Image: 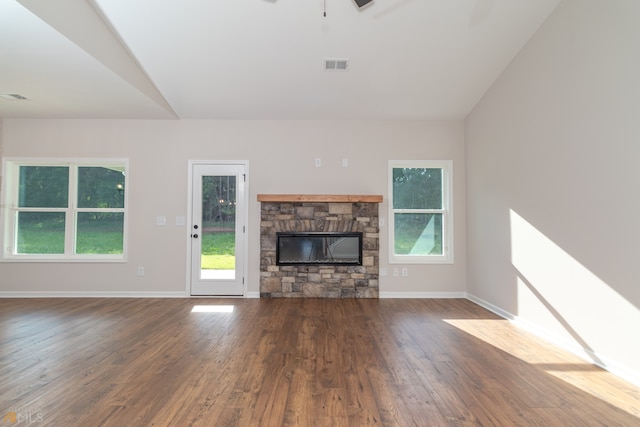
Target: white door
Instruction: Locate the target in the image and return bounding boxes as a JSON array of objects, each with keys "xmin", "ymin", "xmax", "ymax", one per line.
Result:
[{"xmin": 190, "ymin": 163, "xmax": 246, "ymax": 296}]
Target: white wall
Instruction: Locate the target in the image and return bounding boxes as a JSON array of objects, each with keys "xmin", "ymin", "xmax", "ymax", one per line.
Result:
[
  {"xmin": 466, "ymin": 0, "xmax": 640, "ymax": 382},
  {"xmin": 0, "ymin": 119, "xmax": 466, "ymax": 296}
]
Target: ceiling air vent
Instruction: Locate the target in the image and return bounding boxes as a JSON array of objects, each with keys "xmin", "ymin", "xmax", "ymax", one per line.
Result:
[
  {"xmin": 324, "ymin": 59, "xmax": 349, "ymax": 72},
  {"xmin": 0, "ymin": 94, "xmax": 28, "ymax": 100}
]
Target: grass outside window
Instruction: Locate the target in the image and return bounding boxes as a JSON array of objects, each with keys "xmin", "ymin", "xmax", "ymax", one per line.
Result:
[{"xmin": 201, "ymin": 222, "xmax": 235, "ymax": 270}]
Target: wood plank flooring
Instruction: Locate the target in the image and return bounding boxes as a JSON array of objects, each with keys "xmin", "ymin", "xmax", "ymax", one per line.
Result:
[{"xmin": 0, "ymin": 298, "xmax": 638, "ymax": 426}]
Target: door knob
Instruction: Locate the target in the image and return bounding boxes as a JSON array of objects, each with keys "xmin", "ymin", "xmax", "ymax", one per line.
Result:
[{"xmin": 192, "ymin": 234, "xmax": 199, "ymax": 239}]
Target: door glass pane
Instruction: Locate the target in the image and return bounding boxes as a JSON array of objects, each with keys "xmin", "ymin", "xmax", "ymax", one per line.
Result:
[
  {"xmin": 394, "ymin": 213, "xmax": 443, "ymax": 255},
  {"xmin": 392, "ymin": 168, "xmax": 442, "ymax": 209},
  {"xmin": 17, "ymin": 212, "xmax": 66, "ymax": 254},
  {"xmin": 201, "ymin": 175, "xmax": 236, "ymax": 279},
  {"xmin": 19, "ymin": 166, "xmax": 69, "ymax": 208},
  {"xmin": 76, "ymin": 212, "xmax": 124, "ymax": 254}
]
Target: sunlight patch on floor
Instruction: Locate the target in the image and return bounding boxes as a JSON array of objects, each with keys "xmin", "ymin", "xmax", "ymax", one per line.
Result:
[
  {"xmin": 191, "ymin": 305, "xmax": 235, "ymax": 313},
  {"xmin": 444, "ymin": 318, "xmax": 640, "ymax": 418},
  {"xmin": 443, "ymin": 318, "xmax": 572, "ymax": 364},
  {"xmin": 543, "ymin": 367, "xmax": 640, "ymax": 417}
]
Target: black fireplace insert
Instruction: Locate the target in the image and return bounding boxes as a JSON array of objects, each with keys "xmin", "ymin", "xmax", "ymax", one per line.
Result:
[{"xmin": 276, "ymin": 232, "xmax": 363, "ymax": 266}]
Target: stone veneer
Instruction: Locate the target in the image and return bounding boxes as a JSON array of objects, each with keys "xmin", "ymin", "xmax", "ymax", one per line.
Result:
[{"xmin": 259, "ymin": 199, "xmax": 380, "ymax": 298}]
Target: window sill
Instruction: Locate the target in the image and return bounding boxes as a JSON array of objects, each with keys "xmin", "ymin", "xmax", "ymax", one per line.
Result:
[
  {"xmin": 1, "ymin": 256, "xmax": 127, "ymax": 263},
  {"xmin": 389, "ymin": 255, "xmax": 454, "ymax": 265}
]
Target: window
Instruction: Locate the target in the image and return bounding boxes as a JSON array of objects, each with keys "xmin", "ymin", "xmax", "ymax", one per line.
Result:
[
  {"xmin": 389, "ymin": 160, "xmax": 453, "ymax": 264},
  {"xmin": 1, "ymin": 159, "xmax": 128, "ymax": 261}
]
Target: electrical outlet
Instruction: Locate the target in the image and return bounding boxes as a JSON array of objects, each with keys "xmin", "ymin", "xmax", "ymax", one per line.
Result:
[
  {"xmin": 342, "ymin": 158, "xmax": 349, "ymax": 167},
  {"xmin": 380, "ymin": 267, "xmax": 387, "ymax": 276},
  {"xmin": 315, "ymin": 158, "xmax": 322, "ymax": 167},
  {"xmin": 393, "ymin": 268, "xmax": 399, "ymax": 277},
  {"xmin": 402, "ymin": 268, "xmax": 408, "ymax": 277},
  {"xmin": 137, "ymin": 267, "xmax": 145, "ymax": 276}
]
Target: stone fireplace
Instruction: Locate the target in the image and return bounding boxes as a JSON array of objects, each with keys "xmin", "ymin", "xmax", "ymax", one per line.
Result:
[{"xmin": 258, "ymin": 194, "xmax": 382, "ymax": 298}]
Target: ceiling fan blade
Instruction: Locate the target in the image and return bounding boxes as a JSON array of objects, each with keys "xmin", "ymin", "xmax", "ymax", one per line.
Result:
[{"xmin": 354, "ymin": 0, "xmax": 373, "ymax": 8}]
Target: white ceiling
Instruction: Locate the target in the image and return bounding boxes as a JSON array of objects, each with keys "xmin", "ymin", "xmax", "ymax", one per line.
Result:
[{"xmin": 0, "ymin": 0, "xmax": 561, "ymax": 120}]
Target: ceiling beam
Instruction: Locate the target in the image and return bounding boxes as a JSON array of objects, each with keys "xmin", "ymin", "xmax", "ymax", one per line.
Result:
[{"xmin": 17, "ymin": 0, "xmax": 178, "ymax": 118}]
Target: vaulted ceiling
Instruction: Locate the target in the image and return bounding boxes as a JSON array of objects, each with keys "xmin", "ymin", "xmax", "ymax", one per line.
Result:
[{"xmin": 0, "ymin": 0, "xmax": 561, "ymax": 120}]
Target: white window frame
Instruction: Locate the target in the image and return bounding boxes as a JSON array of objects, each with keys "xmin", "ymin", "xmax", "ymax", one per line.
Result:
[
  {"xmin": 1, "ymin": 158, "xmax": 129, "ymax": 262},
  {"xmin": 388, "ymin": 160, "xmax": 453, "ymax": 264}
]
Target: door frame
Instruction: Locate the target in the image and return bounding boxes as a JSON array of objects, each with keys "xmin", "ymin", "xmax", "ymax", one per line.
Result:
[{"xmin": 186, "ymin": 160, "xmax": 249, "ymax": 296}]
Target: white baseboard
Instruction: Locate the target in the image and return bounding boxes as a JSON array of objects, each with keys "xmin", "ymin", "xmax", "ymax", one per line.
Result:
[
  {"xmin": 380, "ymin": 291, "xmax": 467, "ymax": 299},
  {"xmin": 466, "ymin": 293, "xmax": 515, "ymax": 320},
  {"xmin": 0, "ymin": 291, "xmax": 263, "ymax": 299},
  {"xmin": 0, "ymin": 291, "xmax": 188, "ymax": 298},
  {"xmin": 467, "ymin": 293, "xmax": 640, "ymax": 388}
]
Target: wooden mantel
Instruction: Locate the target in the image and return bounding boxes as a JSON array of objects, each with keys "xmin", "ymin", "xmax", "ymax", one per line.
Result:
[{"xmin": 257, "ymin": 194, "xmax": 383, "ymax": 203}]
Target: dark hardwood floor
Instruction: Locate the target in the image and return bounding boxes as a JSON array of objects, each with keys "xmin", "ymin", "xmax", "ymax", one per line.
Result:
[{"xmin": 0, "ymin": 298, "xmax": 638, "ymax": 426}]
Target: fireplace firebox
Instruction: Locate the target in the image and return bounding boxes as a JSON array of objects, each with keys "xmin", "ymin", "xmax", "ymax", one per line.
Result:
[{"xmin": 276, "ymin": 232, "xmax": 363, "ymax": 266}]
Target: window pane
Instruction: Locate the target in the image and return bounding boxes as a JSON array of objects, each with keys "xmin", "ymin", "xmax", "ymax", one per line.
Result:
[
  {"xmin": 77, "ymin": 167, "xmax": 125, "ymax": 209},
  {"xmin": 18, "ymin": 166, "xmax": 69, "ymax": 208},
  {"xmin": 394, "ymin": 213, "xmax": 443, "ymax": 255},
  {"xmin": 76, "ymin": 213, "xmax": 124, "ymax": 254},
  {"xmin": 17, "ymin": 212, "xmax": 66, "ymax": 254},
  {"xmin": 392, "ymin": 168, "xmax": 442, "ymax": 209}
]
